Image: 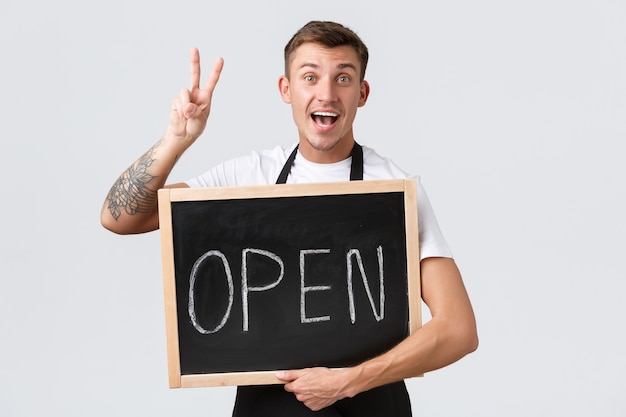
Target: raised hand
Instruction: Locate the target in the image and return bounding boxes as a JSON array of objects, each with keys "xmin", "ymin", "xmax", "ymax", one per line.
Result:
[
  {"xmin": 169, "ymin": 47, "xmax": 224, "ymax": 145},
  {"xmin": 101, "ymin": 48, "xmax": 223, "ymax": 234}
]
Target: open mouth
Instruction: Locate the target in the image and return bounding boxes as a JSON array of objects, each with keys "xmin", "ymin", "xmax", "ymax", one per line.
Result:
[{"xmin": 312, "ymin": 111, "xmax": 338, "ymax": 126}]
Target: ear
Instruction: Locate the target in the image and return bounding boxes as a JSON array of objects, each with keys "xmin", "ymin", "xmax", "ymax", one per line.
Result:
[
  {"xmin": 358, "ymin": 80, "xmax": 370, "ymax": 107},
  {"xmin": 278, "ymin": 75, "xmax": 291, "ymax": 104}
]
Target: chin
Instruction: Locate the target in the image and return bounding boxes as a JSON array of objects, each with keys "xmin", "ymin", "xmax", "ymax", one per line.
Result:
[{"xmin": 305, "ymin": 136, "xmax": 342, "ymax": 152}]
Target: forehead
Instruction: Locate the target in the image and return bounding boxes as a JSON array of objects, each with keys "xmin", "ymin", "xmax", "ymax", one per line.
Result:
[{"xmin": 289, "ymin": 42, "xmax": 361, "ymax": 74}]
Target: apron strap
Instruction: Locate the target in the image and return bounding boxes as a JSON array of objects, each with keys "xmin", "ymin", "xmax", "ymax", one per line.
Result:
[
  {"xmin": 349, "ymin": 142, "xmax": 363, "ymax": 181},
  {"xmin": 275, "ymin": 142, "xmax": 363, "ymax": 184}
]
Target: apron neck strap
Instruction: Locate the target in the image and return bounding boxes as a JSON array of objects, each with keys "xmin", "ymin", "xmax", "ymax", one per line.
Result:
[{"xmin": 275, "ymin": 142, "xmax": 363, "ymax": 184}]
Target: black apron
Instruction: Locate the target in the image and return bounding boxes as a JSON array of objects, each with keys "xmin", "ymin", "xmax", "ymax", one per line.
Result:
[
  {"xmin": 275, "ymin": 142, "xmax": 364, "ymax": 184},
  {"xmin": 232, "ymin": 142, "xmax": 412, "ymax": 417}
]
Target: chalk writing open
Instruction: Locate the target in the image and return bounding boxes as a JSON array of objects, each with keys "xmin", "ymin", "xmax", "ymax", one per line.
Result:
[{"xmin": 188, "ymin": 246, "xmax": 385, "ymax": 334}]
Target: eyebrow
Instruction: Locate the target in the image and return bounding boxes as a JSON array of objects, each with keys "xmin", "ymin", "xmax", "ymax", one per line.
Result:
[{"xmin": 298, "ymin": 62, "xmax": 358, "ymax": 72}]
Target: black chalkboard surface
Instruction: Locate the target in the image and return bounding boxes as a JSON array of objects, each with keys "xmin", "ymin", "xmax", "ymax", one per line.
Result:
[{"xmin": 158, "ymin": 180, "xmax": 420, "ymax": 388}]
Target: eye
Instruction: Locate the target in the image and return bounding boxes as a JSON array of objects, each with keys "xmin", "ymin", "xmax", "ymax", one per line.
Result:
[
  {"xmin": 337, "ymin": 75, "xmax": 351, "ymax": 83},
  {"xmin": 304, "ymin": 75, "xmax": 316, "ymax": 82}
]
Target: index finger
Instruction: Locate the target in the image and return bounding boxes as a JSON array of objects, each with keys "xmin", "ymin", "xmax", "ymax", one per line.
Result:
[{"xmin": 202, "ymin": 56, "xmax": 224, "ymax": 94}]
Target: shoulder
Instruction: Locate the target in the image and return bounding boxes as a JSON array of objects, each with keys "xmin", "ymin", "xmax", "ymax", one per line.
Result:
[
  {"xmin": 186, "ymin": 144, "xmax": 296, "ymax": 187},
  {"xmin": 361, "ymin": 145, "xmax": 418, "ymax": 181},
  {"xmin": 223, "ymin": 144, "xmax": 294, "ymax": 166}
]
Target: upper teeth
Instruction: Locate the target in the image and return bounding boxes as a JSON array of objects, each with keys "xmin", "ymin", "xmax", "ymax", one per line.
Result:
[{"xmin": 313, "ymin": 112, "xmax": 338, "ymax": 117}]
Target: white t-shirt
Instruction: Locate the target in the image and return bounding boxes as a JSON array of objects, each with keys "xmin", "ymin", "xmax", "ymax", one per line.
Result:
[{"xmin": 185, "ymin": 144, "xmax": 453, "ymax": 260}]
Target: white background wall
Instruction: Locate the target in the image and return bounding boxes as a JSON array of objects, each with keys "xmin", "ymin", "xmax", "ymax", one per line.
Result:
[{"xmin": 1, "ymin": 0, "xmax": 624, "ymax": 415}]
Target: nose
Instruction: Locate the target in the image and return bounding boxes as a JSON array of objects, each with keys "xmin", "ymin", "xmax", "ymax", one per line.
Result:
[{"xmin": 315, "ymin": 77, "xmax": 338, "ymax": 103}]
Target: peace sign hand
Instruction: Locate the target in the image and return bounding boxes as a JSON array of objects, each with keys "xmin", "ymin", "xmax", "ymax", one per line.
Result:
[{"xmin": 168, "ymin": 48, "xmax": 224, "ymax": 146}]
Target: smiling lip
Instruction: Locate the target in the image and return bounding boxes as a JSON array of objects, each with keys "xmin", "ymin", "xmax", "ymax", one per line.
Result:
[
  {"xmin": 311, "ymin": 111, "xmax": 339, "ymax": 128},
  {"xmin": 312, "ymin": 111, "xmax": 338, "ymax": 117}
]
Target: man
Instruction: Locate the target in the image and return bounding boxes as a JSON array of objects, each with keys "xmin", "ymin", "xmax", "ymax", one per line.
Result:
[{"xmin": 101, "ymin": 21, "xmax": 478, "ymax": 416}]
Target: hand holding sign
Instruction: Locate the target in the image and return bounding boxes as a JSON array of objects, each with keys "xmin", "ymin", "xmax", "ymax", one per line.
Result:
[{"xmin": 277, "ymin": 368, "xmax": 353, "ymax": 411}]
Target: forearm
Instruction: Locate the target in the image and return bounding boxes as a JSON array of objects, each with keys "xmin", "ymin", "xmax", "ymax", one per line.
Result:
[
  {"xmin": 100, "ymin": 131, "xmax": 188, "ymax": 234},
  {"xmin": 278, "ymin": 313, "xmax": 477, "ymax": 410},
  {"xmin": 344, "ymin": 314, "xmax": 478, "ymax": 397},
  {"xmin": 341, "ymin": 257, "xmax": 478, "ymax": 398}
]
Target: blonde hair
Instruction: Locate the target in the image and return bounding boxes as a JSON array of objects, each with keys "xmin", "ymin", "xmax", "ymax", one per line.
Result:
[{"xmin": 283, "ymin": 21, "xmax": 369, "ymax": 81}]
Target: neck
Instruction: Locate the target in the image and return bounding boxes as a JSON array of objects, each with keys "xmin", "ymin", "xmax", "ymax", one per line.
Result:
[{"xmin": 298, "ymin": 137, "xmax": 355, "ymax": 164}]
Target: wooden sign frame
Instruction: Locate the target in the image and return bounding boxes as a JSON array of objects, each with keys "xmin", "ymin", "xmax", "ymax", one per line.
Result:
[{"xmin": 158, "ymin": 179, "xmax": 420, "ymax": 388}]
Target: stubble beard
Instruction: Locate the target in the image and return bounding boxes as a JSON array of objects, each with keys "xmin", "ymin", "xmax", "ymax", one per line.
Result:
[{"xmin": 303, "ymin": 133, "xmax": 344, "ymax": 153}]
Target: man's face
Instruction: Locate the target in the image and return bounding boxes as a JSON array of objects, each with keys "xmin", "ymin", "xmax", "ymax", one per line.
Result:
[{"xmin": 279, "ymin": 42, "xmax": 370, "ymax": 163}]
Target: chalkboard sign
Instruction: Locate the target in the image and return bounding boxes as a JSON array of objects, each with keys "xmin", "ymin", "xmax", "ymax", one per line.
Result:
[{"xmin": 158, "ymin": 179, "xmax": 420, "ymax": 388}]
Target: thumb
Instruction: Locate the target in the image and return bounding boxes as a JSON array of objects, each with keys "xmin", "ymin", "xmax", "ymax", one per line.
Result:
[
  {"xmin": 276, "ymin": 369, "xmax": 300, "ymax": 382},
  {"xmin": 183, "ymin": 103, "xmax": 198, "ymax": 119}
]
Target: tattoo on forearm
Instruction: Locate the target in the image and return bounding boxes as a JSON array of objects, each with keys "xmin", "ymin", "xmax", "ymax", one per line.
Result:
[{"xmin": 105, "ymin": 146, "xmax": 159, "ymax": 221}]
